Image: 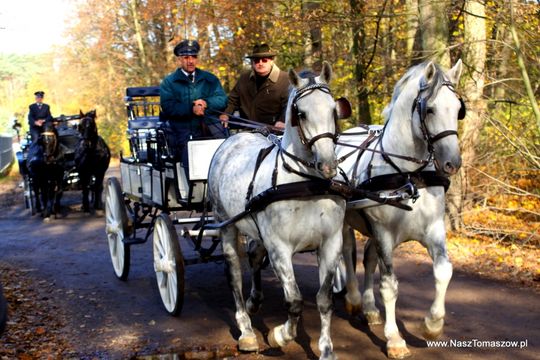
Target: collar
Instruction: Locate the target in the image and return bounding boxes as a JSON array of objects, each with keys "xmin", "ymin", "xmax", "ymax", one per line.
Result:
[
  {"xmin": 181, "ymin": 69, "xmax": 195, "ymax": 80},
  {"xmin": 250, "ymin": 64, "xmax": 281, "ymax": 83}
]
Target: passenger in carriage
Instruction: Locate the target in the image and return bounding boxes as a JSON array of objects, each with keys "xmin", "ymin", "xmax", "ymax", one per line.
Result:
[
  {"xmin": 218, "ymin": 43, "xmax": 289, "ymax": 130},
  {"xmin": 27, "ymin": 91, "xmax": 53, "ymax": 142},
  {"xmin": 160, "ymin": 39, "xmax": 228, "ymax": 163}
]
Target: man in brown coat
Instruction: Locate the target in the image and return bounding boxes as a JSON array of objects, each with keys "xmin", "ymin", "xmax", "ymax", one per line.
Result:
[{"xmin": 219, "ymin": 43, "xmax": 290, "ymax": 129}]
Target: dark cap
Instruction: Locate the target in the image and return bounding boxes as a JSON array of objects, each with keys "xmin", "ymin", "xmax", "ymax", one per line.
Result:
[
  {"xmin": 174, "ymin": 40, "xmax": 200, "ymax": 56},
  {"xmin": 34, "ymin": 91, "xmax": 45, "ymax": 98},
  {"xmin": 246, "ymin": 43, "xmax": 276, "ymax": 59}
]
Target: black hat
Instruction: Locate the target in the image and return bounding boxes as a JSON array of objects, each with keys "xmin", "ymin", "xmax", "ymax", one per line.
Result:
[
  {"xmin": 246, "ymin": 43, "xmax": 276, "ymax": 59},
  {"xmin": 34, "ymin": 91, "xmax": 45, "ymax": 98},
  {"xmin": 174, "ymin": 40, "xmax": 200, "ymax": 56}
]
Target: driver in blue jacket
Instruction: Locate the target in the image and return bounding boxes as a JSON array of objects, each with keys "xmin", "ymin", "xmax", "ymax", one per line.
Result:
[{"xmin": 160, "ymin": 39, "xmax": 227, "ymax": 161}]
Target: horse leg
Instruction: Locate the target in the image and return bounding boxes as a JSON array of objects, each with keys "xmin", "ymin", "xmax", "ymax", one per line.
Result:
[
  {"xmin": 362, "ymin": 238, "xmax": 383, "ymax": 325},
  {"xmin": 376, "ymin": 238, "xmax": 410, "ymax": 359},
  {"xmin": 421, "ymin": 228, "xmax": 453, "ymax": 340},
  {"xmin": 81, "ymin": 175, "xmax": 90, "ymax": 212},
  {"xmin": 94, "ymin": 171, "xmax": 106, "ymax": 210},
  {"xmin": 42, "ymin": 180, "xmax": 52, "ymax": 220},
  {"xmin": 33, "ymin": 178, "xmax": 42, "ymax": 213},
  {"xmin": 222, "ymin": 225, "xmax": 259, "ymax": 352},
  {"xmin": 342, "ymin": 224, "xmax": 361, "ymax": 315},
  {"xmin": 315, "ymin": 232, "xmax": 343, "ymax": 360},
  {"xmin": 246, "ymin": 238, "xmax": 266, "ymax": 315},
  {"xmin": 267, "ymin": 247, "xmax": 302, "ymax": 349},
  {"xmin": 54, "ymin": 182, "xmax": 63, "ymax": 218}
]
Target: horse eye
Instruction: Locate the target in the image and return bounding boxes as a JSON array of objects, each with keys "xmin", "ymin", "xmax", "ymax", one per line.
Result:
[{"xmin": 427, "ymin": 108, "xmax": 434, "ymax": 115}]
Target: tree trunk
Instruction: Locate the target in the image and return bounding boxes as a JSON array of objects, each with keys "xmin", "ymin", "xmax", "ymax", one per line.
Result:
[
  {"xmin": 418, "ymin": 0, "xmax": 450, "ymax": 66},
  {"xmin": 509, "ymin": 0, "xmax": 540, "ymax": 131},
  {"xmin": 350, "ymin": 0, "xmax": 372, "ymax": 125},
  {"xmin": 129, "ymin": 0, "xmax": 151, "ymax": 85},
  {"xmin": 406, "ymin": 0, "xmax": 419, "ymax": 59},
  {"xmin": 302, "ymin": 0, "xmax": 323, "ymax": 71},
  {"xmin": 446, "ymin": 0, "xmax": 487, "ymax": 230}
]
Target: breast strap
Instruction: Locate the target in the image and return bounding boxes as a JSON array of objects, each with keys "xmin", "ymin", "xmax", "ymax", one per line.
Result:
[{"xmin": 359, "ymin": 171, "xmax": 450, "ymax": 193}]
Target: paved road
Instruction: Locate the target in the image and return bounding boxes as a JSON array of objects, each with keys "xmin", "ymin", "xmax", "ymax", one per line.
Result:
[{"xmin": 0, "ymin": 173, "xmax": 538, "ymax": 359}]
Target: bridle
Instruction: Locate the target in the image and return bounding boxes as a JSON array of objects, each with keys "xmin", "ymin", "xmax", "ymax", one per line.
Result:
[
  {"xmin": 41, "ymin": 130, "xmax": 58, "ymax": 164},
  {"xmin": 290, "ymin": 78, "xmax": 338, "ymax": 150},
  {"xmin": 411, "ymin": 79, "xmax": 466, "ymax": 154},
  {"xmin": 337, "ymin": 76, "xmax": 466, "ymax": 180}
]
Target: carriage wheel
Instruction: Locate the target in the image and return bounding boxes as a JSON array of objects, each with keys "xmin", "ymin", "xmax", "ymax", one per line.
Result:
[
  {"xmin": 105, "ymin": 177, "xmax": 131, "ymax": 280},
  {"xmin": 333, "ymin": 227, "xmax": 357, "ymax": 294},
  {"xmin": 153, "ymin": 213, "xmax": 185, "ymax": 316}
]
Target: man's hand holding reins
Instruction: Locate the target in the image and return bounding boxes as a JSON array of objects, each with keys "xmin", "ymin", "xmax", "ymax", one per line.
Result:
[{"xmin": 192, "ymin": 99, "xmax": 207, "ymax": 116}]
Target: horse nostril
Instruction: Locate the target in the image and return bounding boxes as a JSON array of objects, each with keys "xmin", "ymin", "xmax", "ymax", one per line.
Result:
[
  {"xmin": 317, "ymin": 162, "xmax": 337, "ymax": 179},
  {"xmin": 444, "ymin": 161, "xmax": 459, "ymax": 175}
]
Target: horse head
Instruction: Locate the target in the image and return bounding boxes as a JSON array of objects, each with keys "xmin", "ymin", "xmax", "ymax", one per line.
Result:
[
  {"xmin": 388, "ymin": 60, "xmax": 464, "ymax": 176},
  {"xmin": 78, "ymin": 110, "xmax": 98, "ymax": 145},
  {"xmin": 40, "ymin": 122, "xmax": 59, "ymax": 164},
  {"xmin": 287, "ymin": 62, "xmax": 338, "ymax": 179}
]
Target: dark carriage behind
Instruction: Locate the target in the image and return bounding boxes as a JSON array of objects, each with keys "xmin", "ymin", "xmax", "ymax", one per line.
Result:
[
  {"xmin": 105, "ymin": 86, "xmax": 225, "ymax": 315},
  {"xmin": 16, "ymin": 114, "xmax": 84, "ymax": 215}
]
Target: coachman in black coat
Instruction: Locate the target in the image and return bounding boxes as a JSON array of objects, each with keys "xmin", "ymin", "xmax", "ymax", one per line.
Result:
[{"xmin": 28, "ymin": 91, "xmax": 53, "ymax": 142}]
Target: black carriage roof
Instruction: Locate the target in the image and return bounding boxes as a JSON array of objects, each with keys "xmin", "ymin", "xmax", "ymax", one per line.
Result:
[
  {"xmin": 126, "ymin": 86, "xmax": 160, "ymax": 98},
  {"xmin": 53, "ymin": 114, "xmax": 82, "ymax": 122}
]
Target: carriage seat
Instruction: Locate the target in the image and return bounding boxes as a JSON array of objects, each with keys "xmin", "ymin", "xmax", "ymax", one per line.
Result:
[{"xmin": 128, "ymin": 116, "xmax": 160, "ymax": 130}]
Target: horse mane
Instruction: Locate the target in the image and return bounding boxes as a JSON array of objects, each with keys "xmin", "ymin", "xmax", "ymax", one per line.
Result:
[{"xmin": 382, "ymin": 61, "xmax": 447, "ymax": 123}]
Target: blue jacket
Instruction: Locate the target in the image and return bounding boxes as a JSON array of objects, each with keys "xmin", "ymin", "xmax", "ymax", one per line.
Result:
[{"xmin": 160, "ymin": 68, "xmax": 227, "ymax": 133}]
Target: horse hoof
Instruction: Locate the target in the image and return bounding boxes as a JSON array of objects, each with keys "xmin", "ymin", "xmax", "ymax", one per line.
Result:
[
  {"xmin": 319, "ymin": 347, "xmax": 338, "ymax": 360},
  {"xmin": 387, "ymin": 341, "xmax": 411, "ymax": 359},
  {"xmin": 421, "ymin": 318, "xmax": 444, "ymax": 340},
  {"xmin": 268, "ymin": 325, "xmax": 288, "ymax": 348},
  {"xmin": 345, "ymin": 298, "xmax": 362, "ymax": 316},
  {"xmin": 95, "ymin": 209, "xmax": 105, "ymax": 217},
  {"xmin": 246, "ymin": 297, "xmax": 261, "ymax": 315},
  {"xmin": 238, "ymin": 334, "xmax": 259, "ymax": 352},
  {"xmin": 43, "ymin": 217, "xmax": 51, "ymax": 223},
  {"xmin": 365, "ymin": 311, "xmax": 383, "ymax": 325}
]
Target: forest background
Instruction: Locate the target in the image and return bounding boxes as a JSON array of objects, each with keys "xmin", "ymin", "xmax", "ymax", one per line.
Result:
[{"xmin": 0, "ymin": 0, "xmax": 538, "ymax": 285}]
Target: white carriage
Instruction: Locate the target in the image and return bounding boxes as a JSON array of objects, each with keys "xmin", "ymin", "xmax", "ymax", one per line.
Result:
[{"xmin": 105, "ymin": 86, "xmax": 224, "ymax": 315}]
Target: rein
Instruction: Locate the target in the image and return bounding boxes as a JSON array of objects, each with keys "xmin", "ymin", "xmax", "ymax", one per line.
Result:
[{"xmin": 208, "ymin": 109, "xmax": 284, "ymax": 133}]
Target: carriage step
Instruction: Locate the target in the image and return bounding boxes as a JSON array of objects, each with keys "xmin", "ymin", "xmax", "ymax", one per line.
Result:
[{"xmin": 123, "ymin": 237, "xmax": 147, "ymax": 245}]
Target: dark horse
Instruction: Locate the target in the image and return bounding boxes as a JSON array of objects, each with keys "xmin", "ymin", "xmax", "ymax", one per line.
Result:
[
  {"xmin": 75, "ymin": 110, "xmax": 111, "ymax": 213},
  {"xmin": 26, "ymin": 122, "xmax": 65, "ymax": 220}
]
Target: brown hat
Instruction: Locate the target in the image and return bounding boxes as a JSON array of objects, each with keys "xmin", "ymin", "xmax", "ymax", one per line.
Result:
[{"xmin": 246, "ymin": 43, "xmax": 276, "ymax": 59}]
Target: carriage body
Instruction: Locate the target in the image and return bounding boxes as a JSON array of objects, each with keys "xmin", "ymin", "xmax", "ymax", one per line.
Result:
[
  {"xmin": 106, "ymin": 86, "xmax": 224, "ymax": 316},
  {"xmin": 119, "ymin": 86, "xmax": 224, "ymax": 211},
  {"xmin": 17, "ymin": 114, "xmax": 84, "ymax": 213}
]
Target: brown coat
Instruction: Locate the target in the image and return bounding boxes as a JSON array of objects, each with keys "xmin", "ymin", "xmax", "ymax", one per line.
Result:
[{"xmin": 225, "ymin": 64, "xmax": 290, "ymax": 125}]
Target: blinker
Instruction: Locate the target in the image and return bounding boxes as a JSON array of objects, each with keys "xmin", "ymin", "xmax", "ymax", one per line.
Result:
[
  {"xmin": 458, "ymin": 97, "xmax": 466, "ymax": 120},
  {"xmin": 335, "ymin": 97, "xmax": 352, "ymax": 120}
]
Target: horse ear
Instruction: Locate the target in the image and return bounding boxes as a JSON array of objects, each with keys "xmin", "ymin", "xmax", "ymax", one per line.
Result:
[
  {"xmin": 423, "ymin": 61, "xmax": 437, "ymax": 85},
  {"xmin": 319, "ymin": 61, "xmax": 332, "ymax": 83},
  {"xmin": 289, "ymin": 69, "xmax": 301, "ymax": 88},
  {"xmin": 79, "ymin": 110, "xmax": 84, "ymax": 116},
  {"xmin": 447, "ymin": 59, "xmax": 463, "ymax": 87}
]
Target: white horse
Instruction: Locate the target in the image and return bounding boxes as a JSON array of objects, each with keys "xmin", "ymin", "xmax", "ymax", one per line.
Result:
[
  {"xmin": 208, "ymin": 62, "xmax": 346, "ymax": 360},
  {"xmin": 337, "ymin": 60, "xmax": 464, "ymax": 359}
]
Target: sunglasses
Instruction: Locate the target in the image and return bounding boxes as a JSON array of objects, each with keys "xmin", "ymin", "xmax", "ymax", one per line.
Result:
[{"xmin": 252, "ymin": 57, "xmax": 272, "ymax": 64}]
